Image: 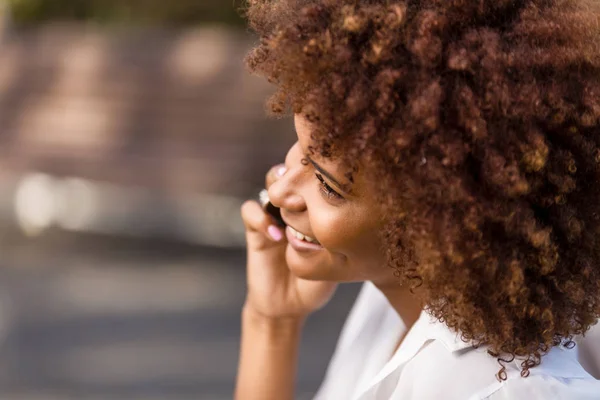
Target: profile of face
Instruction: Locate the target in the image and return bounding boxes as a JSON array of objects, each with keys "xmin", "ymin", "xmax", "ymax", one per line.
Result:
[{"xmin": 268, "ymin": 114, "xmax": 395, "ymax": 286}]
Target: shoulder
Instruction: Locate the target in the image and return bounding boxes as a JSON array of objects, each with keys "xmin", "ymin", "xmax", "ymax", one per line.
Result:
[
  {"xmin": 395, "ymin": 330, "xmax": 597, "ymax": 400},
  {"xmin": 472, "ymin": 346, "xmax": 599, "ymax": 400}
]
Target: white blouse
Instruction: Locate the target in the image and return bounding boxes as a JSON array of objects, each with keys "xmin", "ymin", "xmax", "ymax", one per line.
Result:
[{"xmin": 314, "ymin": 282, "xmax": 600, "ymax": 400}]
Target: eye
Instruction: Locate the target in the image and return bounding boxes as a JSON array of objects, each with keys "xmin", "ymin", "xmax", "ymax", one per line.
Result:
[{"xmin": 316, "ymin": 173, "xmax": 344, "ymax": 200}]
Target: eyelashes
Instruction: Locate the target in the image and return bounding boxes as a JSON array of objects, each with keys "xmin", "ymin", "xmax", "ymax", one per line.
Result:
[
  {"xmin": 316, "ymin": 173, "xmax": 343, "ymax": 200},
  {"xmin": 302, "ymin": 156, "xmax": 344, "ymax": 200}
]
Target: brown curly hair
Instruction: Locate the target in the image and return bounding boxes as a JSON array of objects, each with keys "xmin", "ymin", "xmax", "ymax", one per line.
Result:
[{"xmin": 242, "ymin": 0, "xmax": 600, "ymax": 379}]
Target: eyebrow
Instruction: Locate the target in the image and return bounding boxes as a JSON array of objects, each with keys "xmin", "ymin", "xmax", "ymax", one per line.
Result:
[{"xmin": 306, "ymin": 156, "xmax": 353, "ymax": 195}]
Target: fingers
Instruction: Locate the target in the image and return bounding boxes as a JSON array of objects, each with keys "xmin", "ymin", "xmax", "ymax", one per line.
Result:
[
  {"xmin": 265, "ymin": 163, "xmax": 287, "ymax": 190},
  {"xmin": 241, "ymin": 200, "xmax": 268, "ymax": 233},
  {"xmin": 240, "ymin": 200, "xmax": 284, "ymax": 242},
  {"xmin": 241, "ymin": 163, "xmax": 287, "ymax": 244}
]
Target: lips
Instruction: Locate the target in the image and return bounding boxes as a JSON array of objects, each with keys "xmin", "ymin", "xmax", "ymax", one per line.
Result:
[
  {"xmin": 285, "ymin": 226, "xmax": 323, "ymax": 252},
  {"xmin": 280, "ymin": 215, "xmax": 322, "ymax": 250},
  {"xmin": 287, "ymin": 225, "xmax": 320, "ymax": 244},
  {"xmin": 281, "ymin": 216, "xmax": 320, "ymax": 244}
]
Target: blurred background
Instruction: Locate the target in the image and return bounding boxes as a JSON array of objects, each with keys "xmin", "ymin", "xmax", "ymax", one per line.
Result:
[{"xmin": 0, "ymin": 1, "xmax": 361, "ymax": 399}]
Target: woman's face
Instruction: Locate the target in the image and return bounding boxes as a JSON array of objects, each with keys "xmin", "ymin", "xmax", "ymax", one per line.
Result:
[{"xmin": 268, "ymin": 114, "xmax": 395, "ymax": 285}]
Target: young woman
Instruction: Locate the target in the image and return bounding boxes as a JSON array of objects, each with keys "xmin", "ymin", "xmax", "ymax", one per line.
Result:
[{"xmin": 235, "ymin": 0, "xmax": 600, "ymax": 399}]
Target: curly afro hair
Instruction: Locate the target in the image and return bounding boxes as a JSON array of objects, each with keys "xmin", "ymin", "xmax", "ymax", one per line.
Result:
[{"xmin": 243, "ymin": 0, "xmax": 600, "ymax": 379}]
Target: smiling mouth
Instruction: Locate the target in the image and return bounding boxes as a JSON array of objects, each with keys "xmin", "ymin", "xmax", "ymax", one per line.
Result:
[{"xmin": 288, "ymin": 225, "xmax": 320, "ymax": 245}]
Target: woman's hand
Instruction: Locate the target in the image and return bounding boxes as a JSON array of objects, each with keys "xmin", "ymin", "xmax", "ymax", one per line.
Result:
[{"xmin": 240, "ymin": 164, "xmax": 337, "ymax": 320}]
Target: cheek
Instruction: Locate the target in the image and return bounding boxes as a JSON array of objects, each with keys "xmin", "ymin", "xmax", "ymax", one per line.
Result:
[
  {"xmin": 309, "ymin": 207, "xmax": 350, "ymax": 251},
  {"xmin": 311, "ymin": 207, "xmax": 383, "ymax": 262}
]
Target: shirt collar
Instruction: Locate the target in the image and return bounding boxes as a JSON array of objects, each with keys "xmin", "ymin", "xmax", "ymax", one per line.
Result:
[
  {"xmin": 413, "ymin": 309, "xmax": 477, "ymax": 353},
  {"xmin": 412, "ymin": 310, "xmax": 593, "ymax": 379}
]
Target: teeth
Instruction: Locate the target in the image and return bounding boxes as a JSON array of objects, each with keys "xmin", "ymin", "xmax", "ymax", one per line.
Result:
[
  {"xmin": 289, "ymin": 226, "xmax": 319, "ymax": 244},
  {"xmin": 305, "ymin": 236, "xmax": 319, "ymax": 244}
]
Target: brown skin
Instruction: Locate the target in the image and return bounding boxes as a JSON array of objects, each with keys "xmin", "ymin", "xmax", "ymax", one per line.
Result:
[
  {"xmin": 242, "ymin": 112, "xmax": 422, "ymax": 323},
  {"xmin": 275, "ymin": 113, "xmax": 423, "ymax": 326},
  {"xmin": 242, "ymin": 0, "xmax": 600, "ymax": 380},
  {"xmin": 236, "ymin": 115, "xmax": 420, "ymax": 400},
  {"xmin": 272, "ymin": 114, "xmax": 390, "ymax": 284}
]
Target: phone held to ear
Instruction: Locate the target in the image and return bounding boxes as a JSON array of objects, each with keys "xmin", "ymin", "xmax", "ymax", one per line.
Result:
[{"xmin": 259, "ymin": 189, "xmax": 286, "ymax": 228}]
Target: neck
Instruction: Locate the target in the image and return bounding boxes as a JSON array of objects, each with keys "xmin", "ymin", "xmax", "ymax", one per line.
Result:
[{"xmin": 373, "ymin": 281, "xmax": 423, "ymax": 329}]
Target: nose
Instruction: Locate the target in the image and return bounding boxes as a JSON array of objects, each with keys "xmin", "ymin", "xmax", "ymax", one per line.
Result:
[{"xmin": 267, "ymin": 165, "xmax": 306, "ymax": 213}]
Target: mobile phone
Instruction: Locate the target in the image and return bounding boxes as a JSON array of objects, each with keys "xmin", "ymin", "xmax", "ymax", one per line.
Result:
[{"xmin": 259, "ymin": 189, "xmax": 286, "ymax": 227}]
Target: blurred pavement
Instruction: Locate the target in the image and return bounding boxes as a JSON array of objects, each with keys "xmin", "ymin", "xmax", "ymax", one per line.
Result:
[{"xmin": 0, "ymin": 228, "xmax": 360, "ymax": 399}]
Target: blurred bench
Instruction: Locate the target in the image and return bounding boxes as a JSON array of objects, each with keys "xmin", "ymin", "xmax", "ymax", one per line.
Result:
[{"xmin": 0, "ymin": 24, "xmax": 293, "ymax": 198}]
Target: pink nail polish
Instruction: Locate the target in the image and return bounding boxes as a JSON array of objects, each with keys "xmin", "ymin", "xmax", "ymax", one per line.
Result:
[
  {"xmin": 276, "ymin": 166, "xmax": 287, "ymax": 177},
  {"xmin": 268, "ymin": 225, "xmax": 283, "ymax": 241}
]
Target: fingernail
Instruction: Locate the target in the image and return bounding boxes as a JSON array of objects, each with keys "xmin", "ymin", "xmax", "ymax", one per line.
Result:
[
  {"xmin": 268, "ymin": 225, "xmax": 283, "ymax": 241},
  {"xmin": 276, "ymin": 165, "xmax": 287, "ymax": 177}
]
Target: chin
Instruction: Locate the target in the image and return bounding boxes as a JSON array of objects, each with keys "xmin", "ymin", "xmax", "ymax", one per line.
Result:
[{"xmin": 285, "ymin": 246, "xmax": 342, "ymax": 281}]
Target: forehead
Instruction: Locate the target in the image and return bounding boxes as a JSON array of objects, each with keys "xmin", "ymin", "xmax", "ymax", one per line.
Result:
[
  {"xmin": 294, "ymin": 114, "xmax": 314, "ymax": 148},
  {"xmin": 293, "ymin": 114, "xmax": 370, "ymax": 191}
]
